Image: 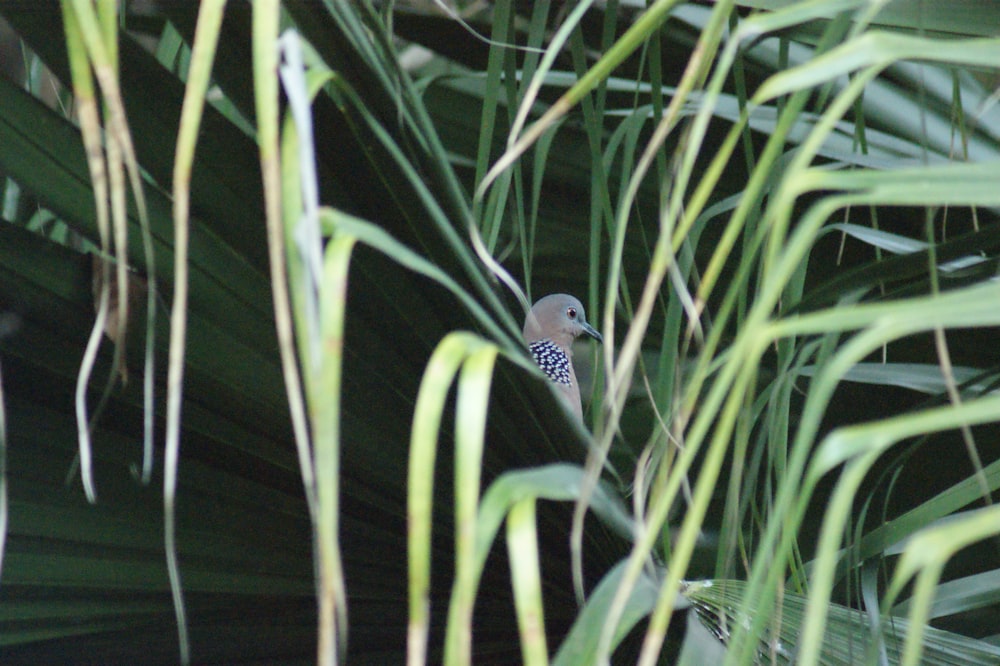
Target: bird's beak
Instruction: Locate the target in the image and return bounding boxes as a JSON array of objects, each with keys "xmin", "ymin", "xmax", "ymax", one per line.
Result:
[{"xmin": 581, "ymin": 322, "xmax": 602, "ymax": 344}]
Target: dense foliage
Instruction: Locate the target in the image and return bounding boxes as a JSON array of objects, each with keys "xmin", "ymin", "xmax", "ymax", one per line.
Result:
[{"xmin": 2, "ymin": 1, "xmax": 1000, "ymax": 664}]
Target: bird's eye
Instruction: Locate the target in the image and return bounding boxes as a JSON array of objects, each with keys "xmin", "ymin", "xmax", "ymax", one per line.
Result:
[{"xmin": 566, "ymin": 307, "xmax": 577, "ymax": 319}]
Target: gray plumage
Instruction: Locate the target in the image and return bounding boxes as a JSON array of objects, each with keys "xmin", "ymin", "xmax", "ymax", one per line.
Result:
[{"xmin": 523, "ymin": 294, "xmax": 602, "ymax": 419}]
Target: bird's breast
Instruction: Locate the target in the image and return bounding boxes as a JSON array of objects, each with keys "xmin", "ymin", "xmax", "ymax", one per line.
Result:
[{"xmin": 528, "ymin": 339, "xmax": 573, "ymax": 386}]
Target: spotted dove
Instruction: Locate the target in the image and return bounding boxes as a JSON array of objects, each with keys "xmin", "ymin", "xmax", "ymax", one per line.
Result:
[{"xmin": 522, "ymin": 294, "xmax": 602, "ymax": 419}]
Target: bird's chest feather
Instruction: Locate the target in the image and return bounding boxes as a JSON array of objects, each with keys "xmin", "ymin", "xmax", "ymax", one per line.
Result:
[{"xmin": 528, "ymin": 339, "xmax": 573, "ymax": 386}]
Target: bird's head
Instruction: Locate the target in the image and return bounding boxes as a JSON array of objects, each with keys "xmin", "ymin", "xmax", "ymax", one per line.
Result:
[{"xmin": 522, "ymin": 293, "xmax": 602, "ymax": 351}]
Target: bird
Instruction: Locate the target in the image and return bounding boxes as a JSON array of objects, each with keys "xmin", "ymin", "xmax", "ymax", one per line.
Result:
[{"xmin": 522, "ymin": 293, "xmax": 602, "ymax": 419}]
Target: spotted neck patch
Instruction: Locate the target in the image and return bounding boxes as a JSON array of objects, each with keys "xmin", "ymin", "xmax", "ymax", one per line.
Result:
[{"xmin": 528, "ymin": 339, "xmax": 572, "ymax": 386}]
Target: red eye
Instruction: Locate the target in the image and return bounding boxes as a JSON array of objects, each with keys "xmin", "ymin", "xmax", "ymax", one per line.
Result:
[{"xmin": 567, "ymin": 307, "xmax": 577, "ymax": 319}]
